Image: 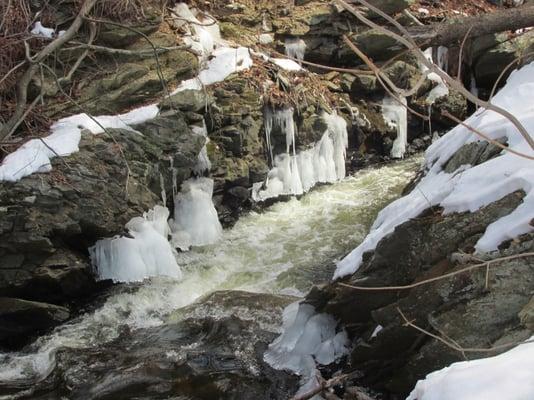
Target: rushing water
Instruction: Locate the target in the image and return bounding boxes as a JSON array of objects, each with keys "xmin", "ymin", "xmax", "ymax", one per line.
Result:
[{"xmin": 0, "ymin": 157, "xmax": 421, "ymax": 399}]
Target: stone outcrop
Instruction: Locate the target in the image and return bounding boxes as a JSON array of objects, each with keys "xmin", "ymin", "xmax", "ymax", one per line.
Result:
[{"xmin": 0, "ymin": 110, "xmax": 204, "ymax": 347}]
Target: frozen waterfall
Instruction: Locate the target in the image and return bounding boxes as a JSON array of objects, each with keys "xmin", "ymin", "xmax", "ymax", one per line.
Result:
[
  {"xmin": 89, "ymin": 206, "xmax": 182, "ymax": 283},
  {"xmin": 253, "ymin": 110, "xmax": 349, "ymax": 201}
]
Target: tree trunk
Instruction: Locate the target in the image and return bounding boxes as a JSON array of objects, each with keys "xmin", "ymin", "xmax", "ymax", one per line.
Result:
[{"xmin": 408, "ymin": 5, "xmax": 534, "ymax": 47}]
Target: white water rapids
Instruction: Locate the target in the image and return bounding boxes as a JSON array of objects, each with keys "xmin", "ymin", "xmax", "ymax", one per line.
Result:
[{"xmin": 0, "ymin": 157, "xmax": 420, "ymax": 393}]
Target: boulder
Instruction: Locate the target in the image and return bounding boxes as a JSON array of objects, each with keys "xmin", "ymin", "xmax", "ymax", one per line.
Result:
[{"xmin": 0, "ymin": 297, "xmax": 70, "ymax": 347}]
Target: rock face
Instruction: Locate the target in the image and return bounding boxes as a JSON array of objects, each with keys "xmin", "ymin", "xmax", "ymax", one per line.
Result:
[
  {"xmin": 306, "ymin": 187, "xmax": 533, "ymax": 395},
  {"xmin": 0, "ymin": 110, "xmax": 204, "ymax": 347}
]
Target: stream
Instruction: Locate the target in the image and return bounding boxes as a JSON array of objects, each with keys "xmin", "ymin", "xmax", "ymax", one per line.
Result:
[{"xmin": 0, "ymin": 157, "xmax": 420, "ymax": 400}]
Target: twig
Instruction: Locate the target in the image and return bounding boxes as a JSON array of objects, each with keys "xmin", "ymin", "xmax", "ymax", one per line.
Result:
[
  {"xmin": 0, "ymin": 0, "xmax": 99, "ymax": 141},
  {"xmin": 457, "ymin": 26, "xmax": 473, "ymax": 81},
  {"xmin": 290, "ymin": 372, "xmax": 369, "ymax": 400},
  {"xmin": 339, "ymin": 252, "xmax": 534, "ymax": 291}
]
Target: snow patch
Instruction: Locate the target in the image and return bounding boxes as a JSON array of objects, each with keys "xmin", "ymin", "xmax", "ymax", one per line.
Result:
[{"xmin": 407, "ymin": 337, "xmax": 534, "ymax": 400}]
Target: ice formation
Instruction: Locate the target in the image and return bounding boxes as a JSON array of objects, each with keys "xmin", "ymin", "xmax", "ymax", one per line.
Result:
[
  {"xmin": 171, "ymin": 3, "xmax": 220, "ymax": 57},
  {"xmin": 422, "ymin": 48, "xmax": 450, "ymax": 104},
  {"xmin": 335, "ymin": 62, "xmax": 534, "ymax": 279},
  {"xmin": 191, "ymin": 121, "xmax": 212, "ymax": 175},
  {"xmin": 170, "ymin": 178, "xmax": 223, "ymax": 250},
  {"xmin": 382, "ymin": 96, "xmax": 408, "ymax": 159},
  {"xmin": 253, "ymin": 111, "xmax": 348, "ymax": 201},
  {"xmin": 285, "ymin": 37, "xmax": 307, "ymax": 62},
  {"xmin": 407, "ymin": 338, "xmax": 534, "ymax": 400},
  {"xmin": 265, "ymin": 302, "xmax": 349, "ymax": 397},
  {"xmin": 436, "ymin": 46, "xmax": 449, "ymax": 73},
  {"xmin": 89, "ymin": 206, "xmax": 181, "ymax": 283}
]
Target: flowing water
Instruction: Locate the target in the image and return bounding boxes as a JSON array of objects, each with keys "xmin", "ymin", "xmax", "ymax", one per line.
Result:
[{"xmin": 0, "ymin": 158, "xmax": 421, "ymax": 400}]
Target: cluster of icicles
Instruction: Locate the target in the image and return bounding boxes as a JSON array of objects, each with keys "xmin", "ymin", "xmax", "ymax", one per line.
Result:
[{"xmin": 253, "ymin": 108, "xmax": 349, "ymax": 201}]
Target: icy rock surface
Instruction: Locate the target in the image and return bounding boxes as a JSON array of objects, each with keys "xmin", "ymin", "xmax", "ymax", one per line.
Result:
[{"xmin": 335, "ymin": 62, "xmax": 534, "ymax": 279}]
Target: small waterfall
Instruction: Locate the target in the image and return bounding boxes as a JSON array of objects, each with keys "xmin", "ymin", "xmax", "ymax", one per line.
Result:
[
  {"xmin": 89, "ymin": 206, "xmax": 182, "ymax": 283},
  {"xmin": 284, "ymin": 37, "xmax": 307, "ymax": 62},
  {"xmin": 253, "ymin": 110, "xmax": 349, "ymax": 201},
  {"xmin": 382, "ymin": 96, "xmax": 408, "ymax": 159},
  {"xmin": 170, "ymin": 177, "xmax": 223, "ymax": 250}
]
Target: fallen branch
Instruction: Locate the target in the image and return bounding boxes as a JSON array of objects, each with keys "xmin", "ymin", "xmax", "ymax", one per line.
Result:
[{"xmin": 290, "ymin": 372, "xmax": 372, "ymax": 400}]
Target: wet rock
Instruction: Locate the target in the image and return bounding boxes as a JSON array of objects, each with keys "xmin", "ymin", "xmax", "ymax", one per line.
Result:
[{"xmin": 0, "ymin": 297, "xmax": 70, "ymax": 347}]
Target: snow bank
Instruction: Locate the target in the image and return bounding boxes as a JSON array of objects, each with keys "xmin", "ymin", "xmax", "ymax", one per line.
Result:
[
  {"xmin": 253, "ymin": 110, "xmax": 348, "ymax": 201},
  {"xmin": 335, "ymin": 62, "xmax": 534, "ymax": 279},
  {"xmin": 0, "ymin": 105, "xmax": 159, "ymax": 182},
  {"xmin": 265, "ymin": 302, "xmax": 349, "ymax": 397},
  {"xmin": 407, "ymin": 338, "xmax": 534, "ymax": 400},
  {"xmin": 89, "ymin": 206, "xmax": 181, "ymax": 283}
]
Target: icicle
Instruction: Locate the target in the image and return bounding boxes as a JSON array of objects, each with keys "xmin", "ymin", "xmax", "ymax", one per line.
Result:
[
  {"xmin": 284, "ymin": 37, "xmax": 307, "ymax": 62},
  {"xmin": 170, "ymin": 177, "xmax": 223, "ymax": 250},
  {"xmin": 160, "ymin": 173, "xmax": 167, "ymax": 208},
  {"xmin": 436, "ymin": 46, "xmax": 449, "ymax": 73},
  {"xmin": 323, "ymin": 111, "xmax": 349, "ymax": 180},
  {"xmin": 470, "ymin": 74, "xmax": 479, "ymax": 97},
  {"xmin": 191, "ymin": 121, "xmax": 212, "ymax": 176},
  {"xmin": 382, "ymin": 96, "xmax": 408, "ymax": 159},
  {"xmin": 89, "ymin": 205, "xmax": 181, "ymax": 283},
  {"xmin": 421, "ymin": 47, "xmax": 449, "ymax": 104}
]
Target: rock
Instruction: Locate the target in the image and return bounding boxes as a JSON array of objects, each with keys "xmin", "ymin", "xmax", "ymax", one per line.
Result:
[
  {"xmin": 519, "ymin": 297, "xmax": 534, "ymax": 330},
  {"xmin": 14, "ymin": 291, "xmax": 298, "ymax": 399},
  {"xmin": 443, "ymin": 137, "xmax": 507, "ymax": 173},
  {"xmin": 0, "ymin": 297, "xmax": 70, "ymax": 347},
  {"xmin": 473, "ymin": 30, "xmax": 534, "ymax": 90},
  {"xmin": 307, "ymin": 190, "xmax": 530, "ymax": 396},
  {"xmin": 160, "ymin": 89, "xmax": 213, "ymax": 112}
]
